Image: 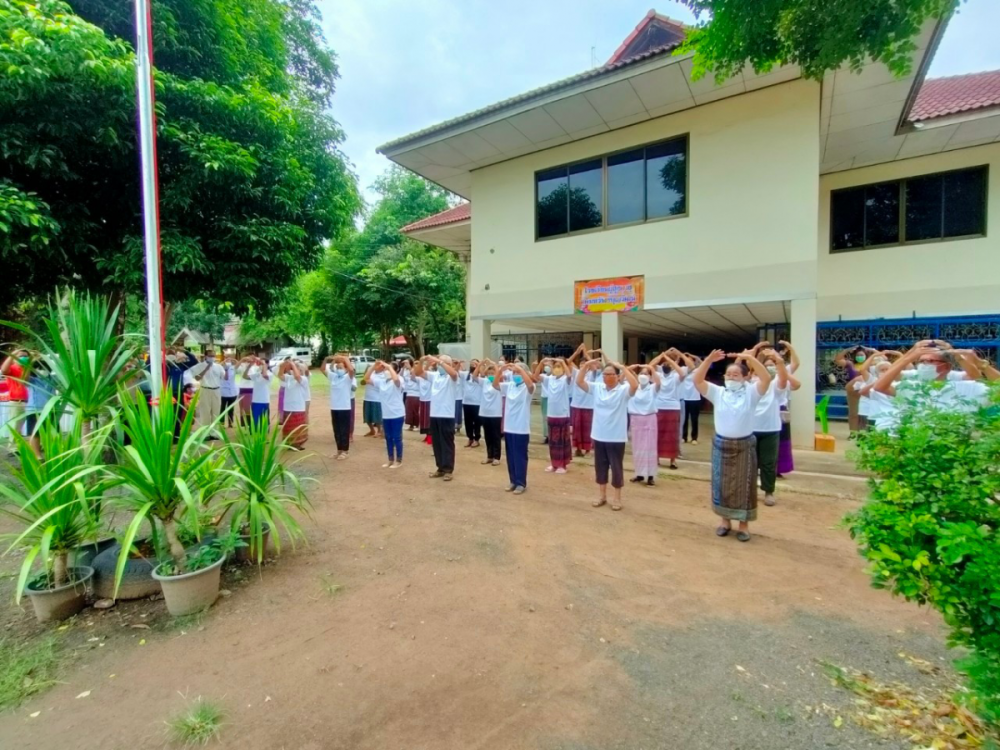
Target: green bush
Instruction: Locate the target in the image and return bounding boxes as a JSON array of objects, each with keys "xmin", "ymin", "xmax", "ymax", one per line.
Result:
[{"xmin": 846, "ymin": 383, "xmax": 1000, "ymax": 724}]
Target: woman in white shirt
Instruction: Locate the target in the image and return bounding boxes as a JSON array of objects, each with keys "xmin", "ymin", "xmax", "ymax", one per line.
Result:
[
  {"xmin": 402, "ymin": 360, "xmax": 421, "ymax": 431},
  {"xmin": 650, "ymin": 350, "xmax": 686, "ymax": 470},
  {"xmin": 362, "ymin": 364, "xmax": 383, "ymax": 438},
  {"xmin": 534, "ymin": 357, "xmax": 572, "ymax": 474},
  {"xmin": 367, "ymin": 360, "xmax": 406, "ymax": 468},
  {"xmin": 693, "ymin": 349, "xmax": 771, "ymax": 542},
  {"xmin": 416, "ymin": 365, "xmax": 433, "ymax": 445},
  {"xmin": 279, "ymin": 359, "xmax": 309, "ymax": 451},
  {"xmin": 568, "ymin": 344, "xmax": 596, "ymax": 458},
  {"xmin": 751, "ymin": 349, "xmax": 796, "ymax": 508},
  {"xmin": 627, "ymin": 365, "xmax": 661, "ymax": 486},
  {"xmin": 475, "ymin": 360, "xmax": 503, "ymax": 465},
  {"xmin": 681, "ymin": 353, "xmax": 703, "ymax": 444},
  {"xmin": 243, "ymin": 357, "xmax": 273, "ymax": 425},
  {"xmin": 461, "ymin": 360, "xmax": 482, "ymax": 448},
  {"xmin": 322, "ymin": 355, "xmax": 355, "ymax": 459},
  {"xmin": 576, "ymin": 358, "xmax": 639, "ymax": 511},
  {"xmin": 494, "ymin": 362, "xmax": 535, "ymax": 494},
  {"xmin": 220, "ymin": 357, "xmax": 240, "ymax": 428}
]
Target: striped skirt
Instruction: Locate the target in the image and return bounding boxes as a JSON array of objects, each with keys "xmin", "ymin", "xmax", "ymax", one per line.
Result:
[
  {"xmin": 238, "ymin": 387, "xmax": 253, "ymax": 425},
  {"xmin": 405, "ymin": 395, "xmax": 420, "ymax": 427},
  {"xmin": 630, "ymin": 413, "xmax": 658, "ymax": 477},
  {"xmin": 277, "ymin": 386, "xmax": 285, "ymax": 425},
  {"xmin": 656, "ymin": 409, "xmax": 680, "ymax": 459},
  {"xmin": 282, "ymin": 410, "xmax": 308, "ymax": 449},
  {"xmin": 547, "ymin": 417, "xmax": 572, "ymax": 469},
  {"xmin": 711, "ymin": 434, "xmax": 758, "ymax": 522},
  {"xmin": 777, "ymin": 413, "xmax": 794, "ymax": 475},
  {"xmin": 419, "ymin": 400, "xmax": 431, "ymax": 434},
  {"xmin": 572, "ymin": 407, "xmax": 593, "ymax": 451}
]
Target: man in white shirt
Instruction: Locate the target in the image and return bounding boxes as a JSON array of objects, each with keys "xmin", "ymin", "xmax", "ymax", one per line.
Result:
[
  {"xmin": 415, "ymin": 355, "xmax": 459, "ymax": 480},
  {"xmin": 873, "ymin": 343, "xmax": 992, "ymax": 413},
  {"xmin": 193, "ymin": 348, "xmax": 225, "ymax": 437}
]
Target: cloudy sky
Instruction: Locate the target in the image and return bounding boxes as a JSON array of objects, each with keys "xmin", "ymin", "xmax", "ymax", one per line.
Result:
[{"xmin": 318, "ymin": 0, "xmax": 1000, "ymax": 207}]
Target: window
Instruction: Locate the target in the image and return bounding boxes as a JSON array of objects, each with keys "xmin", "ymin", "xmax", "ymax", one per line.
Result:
[
  {"xmin": 831, "ymin": 166, "xmax": 987, "ymax": 252},
  {"xmin": 535, "ymin": 135, "xmax": 688, "ymax": 239}
]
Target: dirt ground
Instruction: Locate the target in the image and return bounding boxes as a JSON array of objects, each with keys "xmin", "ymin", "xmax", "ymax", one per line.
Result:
[{"xmin": 0, "ymin": 398, "xmax": 955, "ymax": 750}]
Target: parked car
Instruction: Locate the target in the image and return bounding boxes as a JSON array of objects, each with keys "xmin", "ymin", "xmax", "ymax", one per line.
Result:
[
  {"xmin": 349, "ymin": 354, "xmax": 376, "ymax": 378},
  {"xmin": 268, "ymin": 347, "xmax": 313, "ymax": 370}
]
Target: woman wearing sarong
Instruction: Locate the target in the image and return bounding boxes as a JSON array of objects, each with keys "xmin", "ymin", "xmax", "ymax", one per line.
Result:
[
  {"xmin": 402, "ymin": 360, "xmax": 421, "ymax": 430},
  {"xmin": 650, "ymin": 349, "xmax": 686, "ymax": 470},
  {"xmin": 279, "ymin": 360, "xmax": 309, "ymax": 451},
  {"xmin": 774, "ymin": 341, "xmax": 801, "ymax": 478},
  {"xmin": 749, "ymin": 345, "xmax": 797, "ymax": 507},
  {"xmin": 236, "ymin": 357, "xmax": 255, "ymax": 425},
  {"xmin": 693, "ymin": 349, "xmax": 771, "ymax": 542},
  {"xmin": 628, "ymin": 365, "xmax": 661, "ymax": 486},
  {"xmin": 534, "ymin": 357, "xmax": 572, "ymax": 474}
]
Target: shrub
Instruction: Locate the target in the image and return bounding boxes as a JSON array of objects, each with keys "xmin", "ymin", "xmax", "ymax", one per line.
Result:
[{"xmin": 846, "ymin": 383, "xmax": 1000, "ymax": 724}]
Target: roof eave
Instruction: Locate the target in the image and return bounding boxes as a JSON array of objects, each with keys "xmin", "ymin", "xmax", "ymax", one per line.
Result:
[{"xmin": 895, "ymin": 12, "xmax": 953, "ymax": 135}]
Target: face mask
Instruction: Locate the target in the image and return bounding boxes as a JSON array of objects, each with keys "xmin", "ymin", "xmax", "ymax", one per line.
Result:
[
  {"xmin": 513, "ymin": 376, "xmax": 524, "ymax": 386},
  {"xmin": 334, "ymin": 365, "xmax": 344, "ymax": 373},
  {"xmin": 543, "ymin": 365, "xmax": 552, "ymax": 374},
  {"xmin": 487, "ymin": 375, "xmax": 495, "ymax": 383},
  {"xmin": 725, "ymin": 379, "xmax": 745, "ymax": 392},
  {"xmin": 855, "ymin": 354, "xmax": 866, "ymax": 364},
  {"xmin": 916, "ymin": 363, "xmax": 940, "ymax": 381},
  {"xmin": 765, "ymin": 365, "xmax": 777, "ymax": 375},
  {"xmin": 249, "ymin": 366, "xmax": 261, "ymax": 378},
  {"xmin": 17, "ymin": 356, "xmax": 29, "ymax": 365},
  {"xmin": 638, "ymin": 374, "xmax": 650, "ymax": 386},
  {"xmin": 206, "ymin": 356, "xmax": 215, "ymax": 363},
  {"xmin": 552, "ymin": 368, "xmax": 564, "ymax": 378}
]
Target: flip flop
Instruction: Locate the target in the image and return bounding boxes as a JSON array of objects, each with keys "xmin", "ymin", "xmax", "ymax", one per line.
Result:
[
  {"xmin": 715, "ymin": 526, "xmax": 730, "ymax": 537},
  {"xmin": 611, "ymin": 504, "xmax": 623, "ymax": 511},
  {"xmin": 442, "ymin": 473, "xmax": 454, "ymax": 482},
  {"xmin": 736, "ymin": 531, "xmax": 751, "ymax": 542},
  {"xmin": 592, "ymin": 498, "xmax": 607, "ymax": 508}
]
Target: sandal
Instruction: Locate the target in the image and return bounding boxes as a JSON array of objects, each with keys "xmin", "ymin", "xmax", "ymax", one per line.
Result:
[
  {"xmin": 715, "ymin": 526, "xmax": 730, "ymax": 537},
  {"xmin": 442, "ymin": 473, "xmax": 454, "ymax": 482},
  {"xmin": 611, "ymin": 504, "xmax": 623, "ymax": 512},
  {"xmin": 491, "ymin": 459, "xmax": 500, "ymax": 466},
  {"xmin": 428, "ymin": 470, "xmax": 444, "ymax": 478},
  {"xmin": 592, "ymin": 498, "xmax": 607, "ymax": 508},
  {"xmin": 481, "ymin": 458, "xmax": 493, "ymax": 465},
  {"xmin": 630, "ymin": 476, "xmax": 644, "ymax": 483},
  {"xmin": 736, "ymin": 531, "xmax": 751, "ymax": 542}
]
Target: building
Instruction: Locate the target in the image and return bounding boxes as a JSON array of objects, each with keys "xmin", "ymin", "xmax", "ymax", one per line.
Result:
[{"xmin": 379, "ymin": 10, "xmax": 1000, "ymax": 447}]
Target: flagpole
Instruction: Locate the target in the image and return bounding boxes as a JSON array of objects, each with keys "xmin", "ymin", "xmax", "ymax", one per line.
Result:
[{"xmin": 134, "ymin": 0, "xmax": 165, "ymax": 396}]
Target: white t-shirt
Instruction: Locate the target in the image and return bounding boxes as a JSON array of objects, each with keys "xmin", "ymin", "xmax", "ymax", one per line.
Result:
[
  {"xmin": 628, "ymin": 382, "xmax": 659, "ymax": 416},
  {"xmin": 500, "ymin": 381, "xmax": 532, "ymax": 434},
  {"xmin": 752, "ymin": 379, "xmax": 787, "ymax": 433},
  {"xmin": 378, "ymin": 377, "xmax": 406, "ymax": 419},
  {"xmin": 478, "ymin": 377, "xmax": 503, "ymax": 418},
  {"xmin": 705, "ymin": 383, "xmax": 763, "ymax": 439},
  {"xmin": 655, "ymin": 367, "xmax": 686, "ymax": 410},
  {"xmin": 681, "ymin": 373, "xmax": 700, "ymax": 401},
  {"xmin": 194, "ymin": 361, "xmax": 225, "ymax": 389},
  {"xmin": 461, "ymin": 372, "xmax": 481, "ymax": 405},
  {"xmin": 220, "ymin": 364, "xmax": 240, "ymax": 398},
  {"xmin": 540, "ymin": 374, "xmax": 571, "ymax": 418},
  {"xmin": 896, "ymin": 379, "xmax": 989, "ymax": 413},
  {"xmin": 402, "ymin": 370, "xmax": 420, "ymax": 397},
  {"xmin": 248, "ymin": 367, "xmax": 272, "ymax": 405},
  {"xmin": 572, "ymin": 368, "xmax": 597, "ymax": 409},
  {"xmin": 417, "ymin": 375, "xmax": 432, "ymax": 402},
  {"xmin": 325, "ymin": 366, "xmax": 353, "ymax": 411},
  {"xmin": 282, "ymin": 374, "xmax": 307, "ymax": 412},
  {"xmin": 364, "ymin": 371, "xmax": 384, "ymax": 402},
  {"xmin": 590, "ymin": 382, "xmax": 631, "ymax": 443},
  {"xmin": 302, "ymin": 372, "xmax": 311, "ymax": 403},
  {"xmin": 428, "ymin": 370, "xmax": 458, "ymax": 418},
  {"xmin": 853, "ymin": 373, "xmax": 878, "ymax": 417}
]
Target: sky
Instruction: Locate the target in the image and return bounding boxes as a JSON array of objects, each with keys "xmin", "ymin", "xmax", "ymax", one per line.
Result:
[{"xmin": 318, "ymin": 0, "xmax": 1000, "ymax": 208}]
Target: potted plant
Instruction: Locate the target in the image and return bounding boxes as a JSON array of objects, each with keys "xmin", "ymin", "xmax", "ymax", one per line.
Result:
[
  {"xmin": 0, "ymin": 422, "xmax": 111, "ymax": 622},
  {"xmin": 110, "ymin": 387, "xmax": 227, "ymax": 616},
  {"xmin": 219, "ymin": 417, "xmax": 310, "ymax": 565},
  {"xmin": 814, "ymin": 395, "xmax": 835, "ymax": 452}
]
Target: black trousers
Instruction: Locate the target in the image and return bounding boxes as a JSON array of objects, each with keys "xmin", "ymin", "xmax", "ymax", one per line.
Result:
[
  {"xmin": 683, "ymin": 398, "xmax": 702, "ymax": 441},
  {"xmin": 480, "ymin": 416, "xmax": 502, "ymax": 460},
  {"xmin": 331, "ymin": 409, "xmax": 351, "ymax": 452},
  {"xmin": 463, "ymin": 403, "xmax": 481, "ymax": 442},
  {"xmin": 221, "ymin": 395, "xmax": 237, "ymax": 426},
  {"xmin": 430, "ymin": 417, "xmax": 456, "ymax": 473},
  {"xmin": 754, "ymin": 430, "xmax": 780, "ymax": 494},
  {"xmin": 594, "ymin": 440, "xmax": 626, "ymax": 489}
]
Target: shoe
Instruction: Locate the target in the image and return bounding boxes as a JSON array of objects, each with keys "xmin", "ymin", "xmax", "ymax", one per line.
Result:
[
  {"xmin": 691, "ymin": 440, "xmax": 698, "ymax": 445},
  {"xmin": 555, "ymin": 468, "xmax": 567, "ymax": 475},
  {"xmin": 542, "ymin": 438, "xmax": 549, "ymax": 445},
  {"xmin": 592, "ymin": 498, "xmax": 607, "ymax": 508},
  {"xmin": 669, "ymin": 463, "xmax": 678, "ymax": 471},
  {"xmin": 574, "ymin": 449, "xmax": 584, "ymax": 458},
  {"xmin": 481, "ymin": 458, "xmax": 493, "ymax": 465},
  {"xmin": 428, "ymin": 470, "xmax": 444, "ymax": 478},
  {"xmin": 630, "ymin": 476, "xmax": 645, "ymax": 483},
  {"xmin": 736, "ymin": 531, "xmax": 751, "ymax": 542},
  {"xmin": 545, "ymin": 466, "xmax": 555, "ymax": 473},
  {"xmin": 442, "ymin": 473, "xmax": 454, "ymax": 482},
  {"xmin": 646, "ymin": 477, "xmax": 655, "ymax": 486},
  {"xmin": 390, "ymin": 462, "xmax": 401, "ymax": 469},
  {"xmin": 505, "ymin": 484, "xmax": 515, "ymax": 492},
  {"xmin": 382, "ymin": 463, "xmax": 391, "ymax": 468},
  {"xmin": 715, "ymin": 526, "xmax": 730, "ymax": 537},
  {"xmin": 491, "ymin": 459, "xmax": 500, "ymax": 466},
  {"xmin": 764, "ymin": 494, "xmax": 776, "ymax": 507},
  {"xmin": 464, "ymin": 441, "xmax": 473, "ymax": 448},
  {"xmin": 513, "ymin": 486, "xmax": 525, "ymax": 495}
]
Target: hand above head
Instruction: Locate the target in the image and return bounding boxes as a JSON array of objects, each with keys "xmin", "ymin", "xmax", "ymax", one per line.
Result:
[{"xmin": 706, "ymin": 349, "xmax": 726, "ymax": 364}]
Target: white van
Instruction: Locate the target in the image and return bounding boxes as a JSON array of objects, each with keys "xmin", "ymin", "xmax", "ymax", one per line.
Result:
[{"xmin": 269, "ymin": 347, "xmax": 313, "ymax": 370}]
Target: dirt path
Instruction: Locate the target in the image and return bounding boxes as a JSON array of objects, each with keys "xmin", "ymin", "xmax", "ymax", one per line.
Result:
[{"xmin": 0, "ymin": 405, "xmax": 950, "ymax": 749}]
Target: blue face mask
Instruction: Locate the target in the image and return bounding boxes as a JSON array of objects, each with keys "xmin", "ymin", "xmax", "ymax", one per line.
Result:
[{"xmin": 513, "ymin": 376, "xmax": 524, "ymax": 386}]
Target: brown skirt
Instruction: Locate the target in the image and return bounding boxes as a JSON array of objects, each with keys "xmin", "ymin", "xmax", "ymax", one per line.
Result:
[
  {"xmin": 405, "ymin": 395, "xmax": 420, "ymax": 427},
  {"xmin": 711, "ymin": 434, "xmax": 757, "ymax": 522},
  {"xmin": 419, "ymin": 400, "xmax": 431, "ymax": 433},
  {"xmin": 656, "ymin": 409, "xmax": 680, "ymax": 459}
]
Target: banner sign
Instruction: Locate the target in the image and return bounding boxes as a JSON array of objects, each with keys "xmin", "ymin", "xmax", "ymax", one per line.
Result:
[{"xmin": 574, "ymin": 276, "xmax": 645, "ymax": 314}]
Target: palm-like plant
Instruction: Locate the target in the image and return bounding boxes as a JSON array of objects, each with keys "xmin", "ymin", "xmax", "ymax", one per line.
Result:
[
  {"xmin": 0, "ymin": 422, "xmax": 111, "ymax": 600},
  {"xmin": 219, "ymin": 416, "xmax": 310, "ymax": 564},
  {"xmin": 1, "ymin": 289, "xmax": 140, "ymax": 440},
  {"xmin": 110, "ymin": 387, "xmax": 219, "ymax": 589}
]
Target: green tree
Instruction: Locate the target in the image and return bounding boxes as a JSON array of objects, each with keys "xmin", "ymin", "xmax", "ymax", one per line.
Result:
[
  {"xmin": 167, "ymin": 300, "xmax": 231, "ymax": 343},
  {"xmin": 678, "ymin": 0, "xmax": 962, "ymax": 82},
  {"xmin": 360, "ymin": 166, "xmax": 451, "ymax": 255}
]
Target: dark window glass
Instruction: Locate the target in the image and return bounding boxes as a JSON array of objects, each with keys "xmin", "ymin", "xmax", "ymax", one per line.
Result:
[
  {"xmin": 568, "ymin": 159, "xmax": 603, "ymax": 232},
  {"xmin": 536, "ymin": 166, "xmax": 568, "ymax": 238},
  {"xmin": 943, "ymin": 167, "xmax": 987, "ymax": 238},
  {"xmin": 607, "ymin": 149, "xmax": 645, "ymax": 225},
  {"xmin": 864, "ymin": 182, "xmax": 900, "ymax": 246},
  {"xmin": 646, "ymin": 138, "xmax": 687, "ymax": 218},
  {"xmin": 905, "ymin": 174, "xmax": 943, "ymax": 241},
  {"xmin": 831, "ymin": 187, "xmax": 865, "ymax": 250}
]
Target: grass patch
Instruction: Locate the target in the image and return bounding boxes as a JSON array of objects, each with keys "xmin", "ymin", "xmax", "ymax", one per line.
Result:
[
  {"xmin": 168, "ymin": 698, "xmax": 224, "ymax": 745},
  {"xmin": 0, "ymin": 636, "xmax": 60, "ymax": 710}
]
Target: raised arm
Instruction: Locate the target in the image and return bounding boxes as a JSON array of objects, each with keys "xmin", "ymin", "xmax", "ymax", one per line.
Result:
[
  {"xmin": 429, "ymin": 356, "xmax": 459, "ymax": 380},
  {"xmin": 833, "ymin": 346, "xmax": 858, "ymax": 368},
  {"xmin": 693, "ymin": 350, "xmax": 724, "ymax": 397},
  {"xmin": 873, "ymin": 346, "xmax": 924, "ymax": 397},
  {"xmin": 382, "ymin": 362, "xmax": 401, "ymax": 387},
  {"xmin": 952, "ymin": 350, "xmax": 985, "ymax": 381},
  {"xmin": 763, "ymin": 348, "xmax": 789, "ymax": 390},
  {"xmin": 661, "ymin": 352, "xmax": 686, "ymax": 378},
  {"xmin": 576, "ymin": 359, "xmax": 598, "ymax": 393},
  {"xmin": 531, "ymin": 358, "xmax": 547, "ymax": 382},
  {"xmin": 778, "ymin": 341, "xmax": 800, "ymax": 374},
  {"xmin": 514, "ymin": 363, "xmax": 535, "ymax": 394}
]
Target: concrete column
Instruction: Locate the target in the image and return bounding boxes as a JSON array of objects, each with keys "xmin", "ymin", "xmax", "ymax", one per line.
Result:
[
  {"xmin": 789, "ymin": 298, "xmax": 817, "ymax": 450},
  {"xmin": 601, "ymin": 313, "xmax": 624, "ymax": 364},
  {"xmin": 627, "ymin": 336, "xmax": 639, "ymax": 365},
  {"xmin": 583, "ymin": 332, "xmax": 596, "ymax": 352},
  {"xmin": 469, "ymin": 318, "xmax": 492, "ymax": 361}
]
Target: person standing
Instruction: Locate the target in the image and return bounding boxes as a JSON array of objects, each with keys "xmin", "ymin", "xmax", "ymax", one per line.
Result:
[
  {"xmin": 628, "ymin": 365, "xmax": 661, "ymax": 486},
  {"xmin": 461, "ymin": 360, "xmax": 482, "ymax": 448},
  {"xmin": 192, "ymin": 349, "xmax": 225, "ymax": 438},
  {"xmin": 576, "ymin": 357, "xmax": 638, "ymax": 511},
  {"xmin": 0, "ymin": 349, "xmax": 30, "ymax": 446},
  {"xmin": 416, "ymin": 355, "xmax": 459, "ymax": 480},
  {"xmin": 236, "ymin": 356, "xmax": 255, "ymax": 426},
  {"xmin": 368, "ymin": 360, "xmax": 405, "ymax": 468},
  {"xmin": 495, "ymin": 361, "xmax": 534, "ymax": 493},
  {"xmin": 454, "ymin": 361, "xmax": 464, "ymax": 436},
  {"xmin": 322, "ymin": 354, "xmax": 355, "ymax": 460},
  {"xmin": 651, "ymin": 350, "xmax": 686, "ymax": 470},
  {"xmin": 402, "ymin": 360, "xmax": 421, "ymax": 431},
  {"xmin": 775, "ymin": 341, "xmax": 801, "ymax": 478},
  {"xmin": 279, "ymin": 359, "xmax": 309, "ymax": 450},
  {"xmin": 681, "ymin": 353, "xmax": 703, "ymax": 444},
  {"xmin": 751, "ymin": 348, "xmax": 794, "ymax": 508},
  {"xmin": 570, "ymin": 348, "xmax": 597, "ymax": 458},
  {"xmin": 416, "ymin": 363, "xmax": 433, "ymax": 445},
  {"xmin": 538, "ymin": 360, "xmax": 551, "ymax": 445},
  {"xmin": 693, "ymin": 349, "xmax": 771, "ymax": 542},
  {"xmin": 244, "ymin": 356, "xmax": 273, "ymax": 425},
  {"xmin": 220, "ymin": 355, "xmax": 240, "ymax": 428},
  {"xmin": 476, "ymin": 360, "xmax": 503, "ymax": 466},
  {"xmin": 534, "ymin": 357, "xmax": 572, "ymax": 474},
  {"xmin": 362, "ymin": 364, "xmax": 383, "ymax": 438}
]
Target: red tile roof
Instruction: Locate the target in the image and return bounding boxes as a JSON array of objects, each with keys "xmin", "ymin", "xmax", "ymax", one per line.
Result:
[
  {"xmin": 910, "ymin": 69, "xmax": 1000, "ymax": 122},
  {"xmin": 607, "ymin": 9, "xmax": 687, "ymax": 66},
  {"xmin": 401, "ymin": 202, "xmax": 471, "ymax": 233}
]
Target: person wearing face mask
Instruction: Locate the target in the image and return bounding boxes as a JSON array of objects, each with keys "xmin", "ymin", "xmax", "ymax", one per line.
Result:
[
  {"xmin": 649, "ymin": 349, "xmax": 687, "ymax": 471},
  {"xmin": 414, "ymin": 355, "xmax": 460, "ymax": 480},
  {"xmin": 577, "ymin": 357, "xmax": 639, "ymax": 511},
  {"xmin": 850, "ymin": 351, "xmax": 898, "ymax": 431},
  {"xmin": 751, "ymin": 348, "xmax": 796, "ymax": 507},
  {"xmin": 627, "ymin": 364, "xmax": 661, "ymax": 486},
  {"xmin": 192, "ymin": 348, "xmax": 225, "ymax": 439},
  {"xmin": 534, "ymin": 357, "xmax": 573, "ymax": 474},
  {"xmin": 322, "ymin": 354, "xmax": 356, "ymax": 459},
  {"xmin": 873, "ymin": 342, "xmax": 993, "ymax": 412},
  {"xmin": 220, "ymin": 355, "xmax": 240, "ymax": 428},
  {"xmin": 461, "ymin": 359, "xmax": 482, "ymax": 448},
  {"xmin": 534, "ymin": 359, "xmax": 551, "ymax": 445},
  {"xmin": 402, "ymin": 359, "xmax": 421, "ymax": 431},
  {"xmin": 241, "ymin": 356, "xmax": 273, "ymax": 425},
  {"xmin": 279, "ymin": 359, "xmax": 309, "ymax": 450},
  {"xmin": 475, "ymin": 360, "xmax": 504, "ymax": 465},
  {"xmin": 569, "ymin": 346, "xmax": 599, "ymax": 458},
  {"xmin": 494, "ymin": 361, "xmax": 535, "ymax": 493},
  {"xmin": 236, "ymin": 356, "xmax": 256, "ymax": 426},
  {"xmin": 366, "ymin": 360, "xmax": 405, "ymax": 468},
  {"xmin": 773, "ymin": 341, "xmax": 801, "ymax": 479},
  {"xmin": 693, "ymin": 349, "xmax": 772, "ymax": 542},
  {"xmin": 415, "ymin": 357, "xmax": 434, "ymax": 445}
]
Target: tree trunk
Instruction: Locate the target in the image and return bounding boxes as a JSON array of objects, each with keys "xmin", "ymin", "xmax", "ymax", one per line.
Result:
[
  {"xmin": 162, "ymin": 517, "xmax": 187, "ymax": 573},
  {"xmin": 52, "ymin": 551, "xmax": 68, "ymax": 587}
]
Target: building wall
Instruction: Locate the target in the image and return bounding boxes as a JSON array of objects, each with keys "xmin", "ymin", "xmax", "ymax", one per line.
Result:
[
  {"xmin": 468, "ymin": 80, "xmax": 821, "ymax": 320},
  {"xmin": 818, "ymin": 142, "xmax": 1000, "ymax": 321}
]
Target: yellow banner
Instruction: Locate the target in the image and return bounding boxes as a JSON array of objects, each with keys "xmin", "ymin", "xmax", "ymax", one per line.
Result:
[{"xmin": 574, "ymin": 276, "xmax": 644, "ymax": 314}]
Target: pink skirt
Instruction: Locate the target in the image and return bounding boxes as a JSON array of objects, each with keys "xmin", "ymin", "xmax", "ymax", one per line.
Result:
[
  {"xmin": 630, "ymin": 413, "xmax": 658, "ymax": 477},
  {"xmin": 573, "ymin": 407, "xmax": 593, "ymax": 451}
]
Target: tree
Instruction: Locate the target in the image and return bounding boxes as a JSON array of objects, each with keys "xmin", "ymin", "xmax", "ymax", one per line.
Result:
[
  {"xmin": 359, "ymin": 166, "xmax": 451, "ymax": 255},
  {"xmin": 167, "ymin": 300, "xmax": 230, "ymax": 343},
  {"xmin": 0, "ymin": 0, "xmax": 360, "ymax": 317},
  {"xmin": 678, "ymin": 0, "xmax": 962, "ymax": 82}
]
